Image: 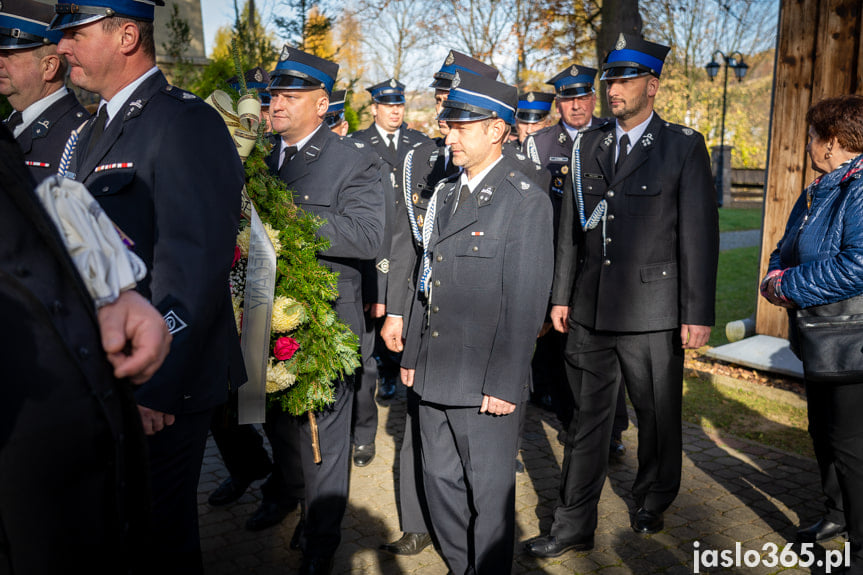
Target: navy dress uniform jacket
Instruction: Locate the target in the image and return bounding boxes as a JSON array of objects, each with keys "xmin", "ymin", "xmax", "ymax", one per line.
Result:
[
  {"xmin": 0, "ymin": 126, "xmax": 148, "ymax": 572},
  {"xmin": 523, "ymin": 118, "xmax": 605, "ymax": 245},
  {"xmin": 350, "ymin": 123, "xmax": 429, "ymax": 306},
  {"xmin": 71, "ymin": 71, "xmax": 246, "ymax": 415},
  {"xmin": 551, "ymin": 114, "xmax": 718, "ymax": 332},
  {"xmin": 401, "ymin": 157, "xmax": 554, "ymax": 406},
  {"xmin": 266, "ymin": 126, "xmax": 385, "ymax": 337},
  {"xmin": 15, "ymin": 90, "xmax": 89, "ymax": 183},
  {"xmin": 387, "ymin": 138, "xmax": 458, "ymax": 321}
]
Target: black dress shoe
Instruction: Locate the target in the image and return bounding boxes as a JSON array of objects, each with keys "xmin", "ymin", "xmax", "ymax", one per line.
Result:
[
  {"xmin": 523, "ymin": 534, "xmax": 594, "ymax": 557},
  {"xmin": 208, "ymin": 477, "xmax": 252, "ymax": 506},
  {"xmin": 379, "ymin": 532, "xmax": 433, "ymax": 555},
  {"xmin": 609, "ymin": 437, "xmax": 626, "ymax": 460},
  {"xmin": 353, "ymin": 443, "xmax": 376, "ymax": 467},
  {"xmin": 299, "ymin": 555, "xmax": 333, "ymax": 575},
  {"xmin": 245, "ymin": 501, "xmax": 292, "ymax": 531},
  {"xmin": 632, "ymin": 507, "xmax": 664, "ymax": 534},
  {"xmin": 290, "ymin": 511, "xmax": 305, "ymax": 550},
  {"xmin": 378, "ymin": 376, "xmax": 397, "ymax": 399},
  {"xmin": 796, "ymin": 518, "xmax": 847, "ymax": 543}
]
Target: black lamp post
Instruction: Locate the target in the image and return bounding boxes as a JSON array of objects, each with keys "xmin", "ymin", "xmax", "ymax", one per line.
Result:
[{"xmin": 705, "ymin": 50, "xmax": 749, "ymax": 206}]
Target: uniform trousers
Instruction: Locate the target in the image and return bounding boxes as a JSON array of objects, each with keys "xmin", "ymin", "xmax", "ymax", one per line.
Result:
[
  {"xmin": 419, "ymin": 400, "xmax": 521, "ymax": 575},
  {"xmin": 805, "ymin": 380, "xmax": 863, "ymax": 567},
  {"xmin": 551, "ymin": 322, "xmax": 683, "ymax": 539},
  {"xmin": 352, "ymin": 314, "xmax": 378, "ymax": 446},
  {"xmin": 210, "ymin": 396, "xmax": 273, "ymax": 484},
  {"xmin": 397, "ymin": 388, "xmax": 431, "ymax": 533},
  {"xmin": 265, "ymin": 380, "xmax": 354, "ymax": 558},
  {"xmin": 135, "ymin": 408, "xmax": 214, "ymax": 575}
]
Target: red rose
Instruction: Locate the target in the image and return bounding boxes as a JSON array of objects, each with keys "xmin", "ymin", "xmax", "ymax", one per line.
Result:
[
  {"xmin": 273, "ymin": 337, "xmax": 300, "ymax": 360},
  {"xmin": 232, "ymin": 245, "xmax": 242, "ymax": 267}
]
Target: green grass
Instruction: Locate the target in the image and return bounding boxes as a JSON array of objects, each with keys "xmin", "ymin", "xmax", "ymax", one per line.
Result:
[
  {"xmin": 683, "ymin": 375, "xmax": 812, "ymax": 458},
  {"xmin": 709, "ymin": 245, "xmax": 760, "ymax": 347},
  {"xmin": 718, "ymin": 207, "xmax": 763, "ymax": 232}
]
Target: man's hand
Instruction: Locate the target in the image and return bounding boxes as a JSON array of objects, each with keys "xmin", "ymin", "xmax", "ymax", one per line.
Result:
[
  {"xmin": 401, "ymin": 367, "xmax": 415, "ymax": 387},
  {"xmin": 98, "ymin": 290, "xmax": 172, "ymax": 384},
  {"xmin": 137, "ymin": 405, "xmax": 176, "ymax": 436},
  {"xmin": 680, "ymin": 324, "xmax": 711, "ymax": 349},
  {"xmin": 382, "ymin": 316, "xmax": 405, "ymax": 352},
  {"xmin": 368, "ymin": 303, "xmax": 386, "ymax": 319},
  {"xmin": 550, "ymin": 305, "xmax": 570, "ymax": 333},
  {"xmin": 480, "ymin": 395, "xmax": 516, "ymax": 416}
]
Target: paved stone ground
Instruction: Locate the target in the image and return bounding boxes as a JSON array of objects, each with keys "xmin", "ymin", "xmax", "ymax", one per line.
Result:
[{"xmin": 197, "ymin": 383, "xmax": 847, "ymax": 574}]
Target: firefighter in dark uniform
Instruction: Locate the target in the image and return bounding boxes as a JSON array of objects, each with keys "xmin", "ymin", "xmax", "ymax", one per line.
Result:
[
  {"xmin": 349, "ymin": 78, "xmax": 428, "ymax": 468},
  {"xmin": 377, "ymin": 50, "xmax": 497, "ymax": 557},
  {"xmin": 400, "ymin": 70, "xmax": 553, "ymax": 575},
  {"xmin": 49, "ymin": 1, "xmax": 246, "ymax": 572},
  {"xmin": 521, "ymin": 65, "xmax": 629, "ymax": 457},
  {"xmin": 525, "ymin": 34, "xmax": 718, "ymax": 558},
  {"xmin": 514, "ymin": 90, "xmax": 554, "ymax": 148},
  {"xmin": 0, "ymin": 0, "xmax": 89, "ymax": 183},
  {"xmin": 255, "ymin": 45, "xmax": 384, "ymax": 575}
]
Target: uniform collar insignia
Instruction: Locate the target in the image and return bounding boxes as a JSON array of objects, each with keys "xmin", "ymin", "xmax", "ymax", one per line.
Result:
[
  {"xmin": 558, "ymin": 132, "xmax": 567, "ymax": 144},
  {"xmin": 641, "ymin": 132, "xmax": 655, "ymax": 147},
  {"xmin": 305, "ymin": 144, "xmax": 321, "ymax": 159},
  {"xmin": 520, "ymin": 181, "xmax": 530, "ymax": 190},
  {"xmin": 477, "ymin": 185, "xmax": 494, "ymax": 205},
  {"xmin": 602, "ymin": 132, "xmax": 615, "ymax": 148},
  {"xmin": 36, "ymin": 119, "xmax": 50, "ymax": 129}
]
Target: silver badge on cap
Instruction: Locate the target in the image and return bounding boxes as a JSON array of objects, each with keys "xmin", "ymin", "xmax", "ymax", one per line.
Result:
[
  {"xmin": 615, "ymin": 34, "xmax": 626, "ymax": 50},
  {"xmin": 451, "ymin": 72, "xmax": 461, "ymax": 89},
  {"xmin": 570, "ymin": 65, "xmax": 578, "ymax": 76},
  {"xmin": 254, "ymin": 69, "xmax": 263, "ymax": 82},
  {"xmin": 280, "ymin": 46, "xmax": 290, "ymax": 61},
  {"xmin": 527, "ymin": 92, "xmax": 535, "ymax": 102},
  {"xmin": 389, "ymin": 78, "xmax": 397, "ymax": 88},
  {"xmin": 445, "ymin": 51, "xmax": 455, "ymax": 66}
]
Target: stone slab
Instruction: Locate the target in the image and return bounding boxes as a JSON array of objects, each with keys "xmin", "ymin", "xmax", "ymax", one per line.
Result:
[{"xmin": 706, "ymin": 335, "xmax": 804, "ymax": 378}]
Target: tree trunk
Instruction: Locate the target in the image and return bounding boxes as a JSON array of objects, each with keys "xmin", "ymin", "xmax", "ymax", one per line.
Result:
[{"xmin": 595, "ymin": 0, "xmax": 642, "ymax": 117}]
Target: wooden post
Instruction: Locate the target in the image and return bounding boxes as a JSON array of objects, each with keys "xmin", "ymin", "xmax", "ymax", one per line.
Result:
[
  {"xmin": 756, "ymin": 0, "xmax": 862, "ymax": 338},
  {"xmin": 308, "ymin": 411, "xmax": 322, "ymax": 464}
]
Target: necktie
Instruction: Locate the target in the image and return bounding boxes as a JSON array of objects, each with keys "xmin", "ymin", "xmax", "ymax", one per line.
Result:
[
  {"xmin": 5, "ymin": 111, "xmax": 23, "ymax": 131},
  {"xmin": 386, "ymin": 133, "xmax": 396, "ymax": 154},
  {"xmin": 86, "ymin": 105, "xmax": 109, "ymax": 157},
  {"xmin": 279, "ymin": 145, "xmax": 298, "ymax": 169},
  {"xmin": 455, "ymin": 184, "xmax": 470, "ymax": 213},
  {"xmin": 615, "ymin": 134, "xmax": 630, "ymax": 172}
]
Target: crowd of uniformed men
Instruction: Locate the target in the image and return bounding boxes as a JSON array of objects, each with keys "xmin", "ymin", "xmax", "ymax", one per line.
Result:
[{"xmin": 0, "ymin": 0, "xmax": 719, "ymax": 574}]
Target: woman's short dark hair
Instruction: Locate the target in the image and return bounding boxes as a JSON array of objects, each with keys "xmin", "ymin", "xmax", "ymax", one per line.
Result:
[{"xmin": 807, "ymin": 95, "xmax": 863, "ymax": 153}]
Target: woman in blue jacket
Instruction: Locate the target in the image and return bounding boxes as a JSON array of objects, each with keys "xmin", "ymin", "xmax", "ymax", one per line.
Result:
[{"xmin": 761, "ymin": 94, "xmax": 863, "ymax": 573}]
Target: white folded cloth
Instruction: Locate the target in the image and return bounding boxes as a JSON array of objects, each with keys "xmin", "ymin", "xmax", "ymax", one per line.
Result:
[{"xmin": 34, "ymin": 175, "xmax": 147, "ymax": 308}]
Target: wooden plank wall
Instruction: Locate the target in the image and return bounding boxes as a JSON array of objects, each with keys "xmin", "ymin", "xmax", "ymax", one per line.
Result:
[{"xmin": 755, "ymin": 0, "xmax": 862, "ymax": 338}]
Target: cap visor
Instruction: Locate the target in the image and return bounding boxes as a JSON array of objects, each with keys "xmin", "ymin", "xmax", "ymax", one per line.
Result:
[
  {"xmin": 374, "ymin": 95, "xmax": 405, "ymax": 105},
  {"xmin": 600, "ymin": 65, "xmax": 652, "ymax": 80},
  {"xmin": 48, "ymin": 12, "xmax": 105, "ymax": 31},
  {"xmin": 268, "ymin": 74, "xmax": 323, "ymax": 91},
  {"xmin": 516, "ymin": 111, "xmax": 548, "ymax": 123},
  {"xmin": 437, "ymin": 106, "xmax": 490, "ymax": 123}
]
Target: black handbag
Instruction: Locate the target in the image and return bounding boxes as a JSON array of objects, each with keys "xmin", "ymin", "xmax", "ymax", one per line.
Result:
[{"xmin": 795, "ymin": 294, "xmax": 863, "ymax": 383}]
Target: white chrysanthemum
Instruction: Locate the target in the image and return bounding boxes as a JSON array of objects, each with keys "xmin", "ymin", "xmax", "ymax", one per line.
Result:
[
  {"xmin": 262, "ymin": 222, "xmax": 282, "ymax": 253},
  {"xmin": 266, "ymin": 359, "xmax": 296, "ymax": 393},
  {"xmin": 236, "ymin": 227, "xmax": 251, "ymax": 257},
  {"xmin": 272, "ymin": 296, "xmax": 305, "ymax": 333},
  {"xmin": 232, "ymin": 296, "xmax": 243, "ymax": 332}
]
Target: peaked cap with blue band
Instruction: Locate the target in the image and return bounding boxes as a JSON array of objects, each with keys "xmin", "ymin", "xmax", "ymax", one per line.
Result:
[
  {"xmin": 430, "ymin": 49, "xmax": 498, "ymax": 90},
  {"xmin": 516, "ymin": 91, "xmax": 555, "ymax": 123},
  {"xmin": 228, "ymin": 67, "xmax": 271, "ymax": 106},
  {"xmin": 367, "ymin": 78, "xmax": 405, "ymax": 104},
  {"xmin": 438, "ymin": 71, "xmax": 517, "ymax": 126},
  {"xmin": 0, "ymin": 0, "xmax": 63, "ymax": 49},
  {"xmin": 269, "ymin": 45, "xmax": 338, "ymax": 95},
  {"xmin": 324, "ymin": 89, "xmax": 346, "ymax": 127},
  {"xmin": 601, "ymin": 33, "xmax": 670, "ymax": 80},
  {"xmin": 49, "ymin": 0, "xmax": 165, "ymax": 31},
  {"xmin": 546, "ymin": 64, "xmax": 597, "ymax": 98}
]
